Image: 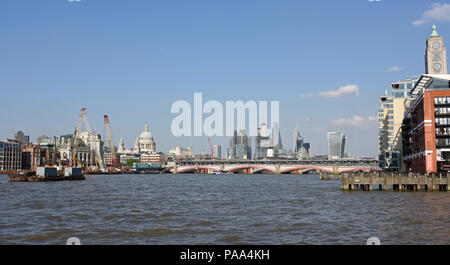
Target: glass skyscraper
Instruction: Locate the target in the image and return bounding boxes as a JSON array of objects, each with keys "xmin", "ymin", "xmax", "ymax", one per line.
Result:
[{"xmin": 327, "ymin": 132, "xmax": 346, "ymax": 160}]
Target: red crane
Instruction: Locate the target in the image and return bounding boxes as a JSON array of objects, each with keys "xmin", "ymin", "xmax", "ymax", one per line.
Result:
[
  {"xmin": 208, "ymin": 136, "xmax": 214, "ymax": 158},
  {"xmin": 104, "ymin": 115, "xmax": 118, "ymax": 169}
]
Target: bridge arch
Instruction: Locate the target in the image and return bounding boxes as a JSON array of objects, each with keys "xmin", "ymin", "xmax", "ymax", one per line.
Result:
[
  {"xmin": 225, "ymin": 164, "xmax": 277, "ymax": 173},
  {"xmin": 176, "ymin": 165, "xmax": 220, "ymax": 173},
  {"xmin": 279, "ymin": 166, "xmax": 334, "ymax": 174}
]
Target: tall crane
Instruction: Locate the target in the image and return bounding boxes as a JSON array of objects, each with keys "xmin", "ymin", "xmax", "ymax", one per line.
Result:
[
  {"xmin": 72, "ymin": 108, "xmax": 105, "ymax": 171},
  {"xmin": 104, "ymin": 115, "xmax": 118, "ymax": 169},
  {"xmin": 208, "ymin": 136, "xmax": 214, "ymax": 158}
]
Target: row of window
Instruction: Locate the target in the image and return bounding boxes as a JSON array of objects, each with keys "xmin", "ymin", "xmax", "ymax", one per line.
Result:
[
  {"xmin": 436, "ymin": 138, "xmax": 450, "ymax": 147},
  {"xmin": 392, "ymin": 82, "xmax": 414, "ymax": 90},
  {"xmin": 435, "ymin": 107, "xmax": 450, "ymax": 115},
  {"xmin": 393, "ymin": 91, "xmax": 411, "ymax": 98},
  {"xmin": 436, "ymin": 128, "xmax": 450, "ymax": 136},
  {"xmin": 435, "ymin": 118, "xmax": 450, "ymax": 126},
  {"xmin": 379, "ymin": 113, "xmax": 394, "ymax": 117},
  {"xmin": 434, "ymin": 97, "xmax": 450, "ymax": 105}
]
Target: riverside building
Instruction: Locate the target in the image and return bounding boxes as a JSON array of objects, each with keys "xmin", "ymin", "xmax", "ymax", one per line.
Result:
[
  {"xmin": 0, "ymin": 139, "xmax": 22, "ymax": 171},
  {"xmin": 378, "ymin": 77, "xmax": 418, "ymax": 171},
  {"xmin": 402, "ymin": 25, "xmax": 449, "ymax": 173}
]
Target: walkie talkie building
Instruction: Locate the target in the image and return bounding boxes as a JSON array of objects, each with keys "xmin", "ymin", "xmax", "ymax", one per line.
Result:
[{"xmin": 327, "ymin": 132, "xmax": 346, "ymax": 160}]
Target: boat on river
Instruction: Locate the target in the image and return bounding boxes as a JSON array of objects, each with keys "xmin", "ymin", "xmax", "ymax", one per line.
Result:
[
  {"xmin": 8, "ymin": 167, "xmax": 85, "ymax": 182},
  {"xmin": 212, "ymin": 170, "xmax": 234, "ymax": 175}
]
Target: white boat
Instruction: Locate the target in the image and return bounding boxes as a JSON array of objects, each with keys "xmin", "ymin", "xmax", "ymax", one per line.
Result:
[{"xmin": 212, "ymin": 170, "xmax": 233, "ymax": 175}]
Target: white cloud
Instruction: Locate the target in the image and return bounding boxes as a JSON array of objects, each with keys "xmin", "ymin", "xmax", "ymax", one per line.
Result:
[
  {"xmin": 299, "ymin": 93, "xmax": 314, "ymax": 99},
  {"xmin": 386, "ymin": 66, "xmax": 401, "ymax": 72},
  {"xmin": 331, "ymin": 115, "xmax": 377, "ymax": 127},
  {"xmin": 413, "ymin": 3, "xmax": 450, "ymax": 26},
  {"xmin": 318, "ymin": 84, "xmax": 359, "ymax": 98}
]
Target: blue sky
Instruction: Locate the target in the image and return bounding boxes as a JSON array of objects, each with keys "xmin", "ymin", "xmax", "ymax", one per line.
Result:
[{"xmin": 1, "ymin": 0, "xmax": 450, "ymax": 157}]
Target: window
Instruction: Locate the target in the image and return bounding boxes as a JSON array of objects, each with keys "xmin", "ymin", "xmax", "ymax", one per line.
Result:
[
  {"xmin": 437, "ymin": 138, "xmax": 450, "ymax": 147},
  {"xmin": 393, "ymin": 91, "xmax": 404, "ymax": 98},
  {"xmin": 429, "ymin": 78, "xmax": 450, "ymax": 89},
  {"xmin": 388, "ymin": 115, "xmax": 394, "ymax": 120},
  {"xmin": 388, "ymin": 110, "xmax": 394, "ymax": 114}
]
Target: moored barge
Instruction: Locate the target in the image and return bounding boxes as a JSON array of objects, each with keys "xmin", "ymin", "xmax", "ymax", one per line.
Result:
[{"xmin": 8, "ymin": 167, "xmax": 85, "ymax": 182}]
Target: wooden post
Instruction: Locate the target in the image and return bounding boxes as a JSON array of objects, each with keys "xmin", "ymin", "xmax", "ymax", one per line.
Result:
[{"xmin": 432, "ymin": 174, "xmax": 435, "ymax": 191}]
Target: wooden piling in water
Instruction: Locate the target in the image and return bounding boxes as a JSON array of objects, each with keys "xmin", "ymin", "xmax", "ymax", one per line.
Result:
[{"xmin": 340, "ymin": 172, "xmax": 449, "ymax": 192}]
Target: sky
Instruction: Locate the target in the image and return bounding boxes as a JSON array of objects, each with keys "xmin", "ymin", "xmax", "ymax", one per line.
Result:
[{"xmin": 1, "ymin": 0, "xmax": 450, "ymax": 157}]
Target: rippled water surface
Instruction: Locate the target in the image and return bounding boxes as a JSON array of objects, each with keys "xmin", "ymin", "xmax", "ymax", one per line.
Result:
[{"xmin": 0, "ymin": 174, "xmax": 449, "ymax": 245}]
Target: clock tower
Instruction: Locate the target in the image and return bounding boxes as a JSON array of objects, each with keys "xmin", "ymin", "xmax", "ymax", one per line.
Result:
[{"xmin": 425, "ymin": 25, "xmax": 447, "ymax": 74}]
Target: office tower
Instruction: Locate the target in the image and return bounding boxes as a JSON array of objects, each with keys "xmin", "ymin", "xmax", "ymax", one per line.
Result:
[
  {"xmin": 14, "ymin": 131, "xmax": 29, "ymax": 145},
  {"xmin": 0, "ymin": 139, "xmax": 22, "ymax": 170},
  {"xmin": 293, "ymin": 125, "xmax": 310, "ymax": 160},
  {"xmin": 327, "ymin": 132, "xmax": 346, "ymax": 160},
  {"xmin": 213, "ymin": 145, "xmax": 222, "ymax": 158},
  {"xmin": 228, "ymin": 130, "xmax": 251, "ymax": 159}
]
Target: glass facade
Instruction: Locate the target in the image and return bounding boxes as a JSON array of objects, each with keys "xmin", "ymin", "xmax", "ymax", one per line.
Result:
[
  {"xmin": 0, "ymin": 141, "xmax": 22, "ymax": 171},
  {"xmin": 429, "ymin": 78, "xmax": 450, "ymax": 89},
  {"xmin": 327, "ymin": 132, "xmax": 346, "ymax": 159},
  {"xmin": 391, "ymin": 78, "xmax": 416, "ymax": 98}
]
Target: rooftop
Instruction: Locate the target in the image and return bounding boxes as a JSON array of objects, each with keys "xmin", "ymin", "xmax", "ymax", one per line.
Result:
[{"xmin": 410, "ymin": 74, "xmax": 450, "ymax": 97}]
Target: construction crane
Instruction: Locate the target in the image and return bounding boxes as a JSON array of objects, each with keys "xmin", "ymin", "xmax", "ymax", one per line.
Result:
[
  {"xmin": 208, "ymin": 136, "xmax": 214, "ymax": 158},
  {"xmin": 72, "ymin": 108, "xmax": 105, "ymax": 171},
  {"xmin": 103, "ymin": 115, "xmax": 118, "ymax": 169}
]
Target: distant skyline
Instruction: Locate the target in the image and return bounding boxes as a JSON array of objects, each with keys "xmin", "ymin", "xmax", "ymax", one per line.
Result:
[{"xmin": 1, "ymin": 1, "xmax": 450, "ymax": 157}]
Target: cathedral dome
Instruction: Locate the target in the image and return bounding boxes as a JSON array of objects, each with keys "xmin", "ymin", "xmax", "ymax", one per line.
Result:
[
  {"xmin": 134, "ymin": 121, "xmax": 156, "ymax": 154},
  {"xmin": 139, "ymin": 122, "xmax": 153, "ymax": 140}
]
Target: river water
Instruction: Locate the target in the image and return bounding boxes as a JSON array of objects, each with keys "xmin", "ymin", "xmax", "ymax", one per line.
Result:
[{"xmin": 0, "ymin": 174, "xmax": 448, "ymax": 245}]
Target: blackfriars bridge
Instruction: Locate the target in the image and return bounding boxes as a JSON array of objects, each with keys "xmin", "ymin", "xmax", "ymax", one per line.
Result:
[{"xmin": 171, "ymin": 159, "xmax": 380, "ymax": 174}]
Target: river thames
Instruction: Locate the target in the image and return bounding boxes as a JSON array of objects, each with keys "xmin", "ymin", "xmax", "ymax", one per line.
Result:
[{"xmin": 0, "ymin": 174, "xmax": 448, "ymax": 245}]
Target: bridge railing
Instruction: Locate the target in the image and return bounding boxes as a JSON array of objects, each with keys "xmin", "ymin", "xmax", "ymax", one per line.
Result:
[{"xmin": 176, "ymin": 159, "xmax": 379, "ymax": 167}]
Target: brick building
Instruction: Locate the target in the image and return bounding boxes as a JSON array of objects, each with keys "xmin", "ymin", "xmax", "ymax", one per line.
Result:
[{"xmin": 402, "ymin": 75, "xmax": 450, "ymax": 173}]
